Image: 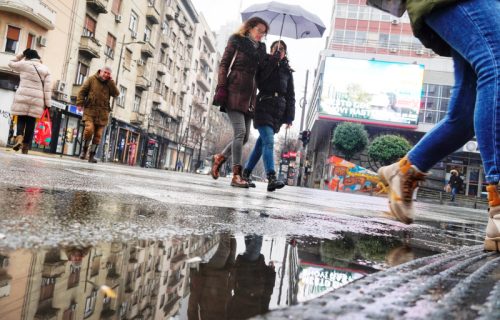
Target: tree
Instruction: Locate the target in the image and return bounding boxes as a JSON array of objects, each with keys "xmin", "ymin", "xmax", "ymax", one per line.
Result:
[
  {"xmin": 331, "ymin": 122, "xmax": 368, "ymax": 160},
  {"xmin": 368, "ymin": 134, "xmax": 412, "ymax": 166}
]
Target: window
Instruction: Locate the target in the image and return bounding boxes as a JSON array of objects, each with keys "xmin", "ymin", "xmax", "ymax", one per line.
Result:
[
  {"xmin": 67, "ymin": 264, "xmax": 81, "ymax": 289},
  {"xmin": 133, "ymin": 94, "xmax": 141, "ymax": 112},
  {"xmin": 5, "ymin": 26, "xmax": 21, "ymax": 53},
  {"xmin": 129, "ymin": 11, "xmax": 138, "ymax": 32},
  {"xmin": 75, "ymin": 62, "xmax": 89, "ymax": 85},
  {"xmin": 83, "ymin": 15, "xmax": 96, "ymax": 37},
  {"xmin": 105, "ymin": 33, "xmax": 116, "ymax": 58},
  {"xmin": 117, "ymin": 86, "xmax": 127, "ymax": 107},
  {"xmin": 159, "ymin": 49, "xmax": 165, "ymax": 64},
  {"xmin": 155, "ymin": 78, "xmax": 161, "ymax": 94},
  {"xmin": 26, "ymin": 33, "xmax": 35, "ymax": 49},
  {"xmin": 111, "ymin": 0, "xmax": 122, "ymax": 15},
  {"xmin": 124, "ymin": 48, "xmax": 132, "ymax": 69},
  {"xmin": 84, "ymin": 289, "xmax": 98, "ymax": 318},
  {"xmin": 144, "ymin": 25, "xmax": 152, "ymax": 42},
  {"xmin": 39, "ymin": 277, "xmax": 56, "ymax": 301},
  {"xmin": 91, "ymin": 256, "xmax": 100, "ymax": 277}
]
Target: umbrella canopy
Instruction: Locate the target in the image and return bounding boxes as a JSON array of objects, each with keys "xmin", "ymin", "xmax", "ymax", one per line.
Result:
[{"xmin": 241, "ymin": 1, "xmax": 326, "ymax": 39}]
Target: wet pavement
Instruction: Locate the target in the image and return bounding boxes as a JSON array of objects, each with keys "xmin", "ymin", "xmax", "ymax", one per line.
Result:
[{"xmin": 0, "ymin": 150, "xmax": 498, "ymax": 319}]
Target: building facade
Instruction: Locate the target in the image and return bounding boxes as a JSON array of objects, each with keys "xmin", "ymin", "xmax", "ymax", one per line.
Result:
[{"xmin": 305, "ymin": 0, "xmax": 484, "ymax": 197}]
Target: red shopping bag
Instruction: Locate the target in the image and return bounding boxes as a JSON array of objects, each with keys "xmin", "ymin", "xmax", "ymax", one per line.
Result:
[{"xmin": 34, "ymin": 109, "xmax": 52, "ymax": 146}]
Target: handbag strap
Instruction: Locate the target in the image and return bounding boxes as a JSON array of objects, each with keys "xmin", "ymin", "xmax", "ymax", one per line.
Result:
[
  {"xmin": 33, "ymin": 64, "xmax": 45, "ymax": 91},
  {"xmin": 227, "ymin": 49, "xmax": 238, "ymax": 77}
]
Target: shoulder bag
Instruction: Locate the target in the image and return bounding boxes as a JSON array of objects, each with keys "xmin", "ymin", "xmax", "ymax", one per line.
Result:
[{"xmin": 213, "ymin": 50, "xmax": 238, "ymax": 111}]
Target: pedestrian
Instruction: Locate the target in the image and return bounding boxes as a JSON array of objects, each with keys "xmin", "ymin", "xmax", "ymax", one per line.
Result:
[
  {"xmin": 243, "ymin": 40, "xmax": 295, "ymax": 191},
  {"xmin": 176, "ymin": 160, "xmax": 183, "ymax": 171},
  {"xmin": 377, "ymin": 0, "xmax": 500, "ymax": 251},
  {"xmin": 128, "ymin": 139, "xmax": 137, "ymax": 166},
  {"xmin": 8, "ymin": 48, "xmax": 52, "ymax": 154},
  {"xmin": 447, "ymin": 169, "xmax": 463, "ymax": 202},
  {"xmin": 210, "ymin": 17, "xmax": 269, "ymax": 188},
  {"xmin": 76, "ymin": 66, "xmax": 119, "ymax": 163}
]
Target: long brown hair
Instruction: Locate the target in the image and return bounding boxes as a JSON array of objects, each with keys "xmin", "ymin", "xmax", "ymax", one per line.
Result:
[{"xmin": 235, "ymin": 17, "xmax": 269, "ymax": 37}]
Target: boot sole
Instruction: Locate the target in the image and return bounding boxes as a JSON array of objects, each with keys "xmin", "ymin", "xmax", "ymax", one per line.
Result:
[
  {"xmin": 484, "ymin": 237, "xmax": 500, "ymax": 252},
  {"xmin": 231, "ymin": 183, "xmax": 249, "ymax": 188},
  {"xmin": 12, "ymin": 143, "xmax": 22, "ymax": 151},
  {"xmin": 210, "ymin": 155, "xmax": 219, "ymax": 180}
]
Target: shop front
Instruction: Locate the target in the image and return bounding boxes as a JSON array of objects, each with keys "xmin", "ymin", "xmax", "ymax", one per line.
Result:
[
  {"xmin": 53, "ymin": 104, "xmax": 84, "ymax": 156},
  {"xmin": 109, "ymin": 119, "xmax": 142, "ymax": 165}
]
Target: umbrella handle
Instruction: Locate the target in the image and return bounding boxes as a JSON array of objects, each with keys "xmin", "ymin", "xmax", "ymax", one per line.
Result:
[{"xmin": 279, "ymin": 13, "xmax": 286, "ymax": 40}]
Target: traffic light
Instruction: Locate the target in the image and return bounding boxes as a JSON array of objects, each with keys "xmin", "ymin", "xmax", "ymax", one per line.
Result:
[{"xmin": 300, "ymin": 130, "xmax": 311, "ymax": 147}]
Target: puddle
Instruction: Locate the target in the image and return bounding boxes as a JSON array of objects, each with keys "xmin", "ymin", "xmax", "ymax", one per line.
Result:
[{"xmin": 0, "ymin": 233, "xmax": 437, "ymax": 319}]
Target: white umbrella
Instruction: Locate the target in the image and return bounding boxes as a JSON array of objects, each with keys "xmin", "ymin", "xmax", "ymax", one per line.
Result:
[{"xmin": 241, "ymin": 1, "xmax": 326, "ymax": 39}]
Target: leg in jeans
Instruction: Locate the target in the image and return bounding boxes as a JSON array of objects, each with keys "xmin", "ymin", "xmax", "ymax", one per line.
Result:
[
  {"xmin": 422, "ymin": 0, "xmax": 500, "ymax": 183},
  {"xmin": 245, "ymin": 136, "xmax": 263, "ymax": 172},
  {"xmin": 22, "ymin": 116, "xmax": 36, "ymax": 144},
  {"xmin": 258, "ymin": 126, "xmax": 276, "ymax": 174},
  {"xmin": 408, "ymin": 50, "xmax": 476, "ymax": 172},
  {"xmin": 451, "ymin": 187, "xmax": 457, "ymax": 201},
  {"xmin": 224, "ymin": 110, "xmax": 251, "ymax": 165}
]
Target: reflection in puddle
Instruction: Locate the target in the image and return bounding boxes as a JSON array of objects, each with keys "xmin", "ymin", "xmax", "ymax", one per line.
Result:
[{"xmin": 0, "ymin": 233, "xmax": 437, "ymax": 319}]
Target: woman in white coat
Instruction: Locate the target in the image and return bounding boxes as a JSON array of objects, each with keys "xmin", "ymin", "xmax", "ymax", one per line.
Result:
[{"xmin": 9, "ymin": 49, "xmax": 51, "ymax": 154}]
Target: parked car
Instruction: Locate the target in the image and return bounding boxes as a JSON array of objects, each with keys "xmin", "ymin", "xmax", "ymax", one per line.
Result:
[{"xmin": 195, "ymin": 166, "xmax": 211, "ymax": 175}]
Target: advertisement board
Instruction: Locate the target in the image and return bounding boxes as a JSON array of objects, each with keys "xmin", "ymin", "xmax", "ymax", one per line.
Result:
[{"xmin": 319, "ymin": 57, "xmax": 424, "ymax": 128}]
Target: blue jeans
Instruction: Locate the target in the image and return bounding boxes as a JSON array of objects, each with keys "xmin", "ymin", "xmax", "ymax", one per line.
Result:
[
  {"xmin": 408, "ymin": 0, "xmax": 500, "ymax": 183},
  {"xmin": 245, "ymin": 126, "xmax": 275, "ymax": 175},
  {"xmin": 451, "ymin": 187, "xmax": 458, "ymax": 201}
]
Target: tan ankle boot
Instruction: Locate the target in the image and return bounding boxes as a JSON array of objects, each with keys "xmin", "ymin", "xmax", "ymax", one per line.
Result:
[
  {"xmin": 231, "ymin": 165, "xmax": 249, "ymax": 188},
  {"xmin": 12, "ymin": 135, "xmax": 23, "ymax": 151},
  {"xmin": 211, "ymin": 154, "xmax": 226, "ymax": 180},
  {"xmin": 484, "ymin": 185, "xmax": 500, "ymax": 251},
  {"xmin": 378, "ymin": 156, "xmax": 427, "ymax": 224},
  {"xmin": 21, "ymin": 143, "xmax": 29, "ymax": 154}
]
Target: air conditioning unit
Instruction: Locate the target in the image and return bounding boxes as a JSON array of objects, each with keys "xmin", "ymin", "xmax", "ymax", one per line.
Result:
[
  {"xmin": 391, "ymin": 19, "xmax": 399, "ymax": 25},
  {"xmin": 37, "ymin": 36, "xmax": 47, "ymax": 47},
  {"xmin": 416, "ymin": 49, "xmax": 425, "ymax": 55},
  {"xmin": 55, "ymin": 80, "xmax": 66, "ymax": 93},
  {"xmin": 131, "ymin": 31, "xmax": 137, "ymax": 39},
  {"xmin": 137, "ymin": 59, "xmax": 145, "ymax": 66},
  {"xmin": 462, "ymin": 141, "xmax": 480, "ymax": 153},
  {"xmin": 389, "ymin": 47, "xmax": 398, "ymax": 53},
  {"xmin": 115, "ymin": 14, "xmax": 122, "ymax": 22}
]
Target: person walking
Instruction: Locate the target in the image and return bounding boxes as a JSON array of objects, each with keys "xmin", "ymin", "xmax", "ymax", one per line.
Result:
[
  {"xmin": 8, "ymin": 49, "xmax": 51, "ymax": 154},
  {"xmin": 210, "ymin": 17, "xmax": 269, "ymax": 188},
  {"xmin": 447, "ymin": 169, "xmax": 463, "ymax": 202},
  {"xmin": 377, "ymin": 0, "xmax": 500, "ymax": 251},
  {"xmin": 76, "ymin": 66, "xmax": 119, "ymax": 163},
  {"xmin": 243, "ymin": 40, "xmax": 295, "ymax": 191}
]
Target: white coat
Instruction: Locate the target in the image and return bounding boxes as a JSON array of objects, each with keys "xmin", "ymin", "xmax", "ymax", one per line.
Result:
[{"xmin": 8, "ymin": 54, "xmax": 52, "ymax": 118}]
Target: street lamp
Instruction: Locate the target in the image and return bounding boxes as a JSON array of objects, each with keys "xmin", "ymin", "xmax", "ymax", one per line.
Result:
[{"xmin": 102, "ymin": 36, "xmax": 145, "ymax": 162}]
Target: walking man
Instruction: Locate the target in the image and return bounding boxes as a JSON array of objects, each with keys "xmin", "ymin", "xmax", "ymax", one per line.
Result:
[{"xmin": 76, "ymin": 66, "xmax": 119, "ymax": 163}]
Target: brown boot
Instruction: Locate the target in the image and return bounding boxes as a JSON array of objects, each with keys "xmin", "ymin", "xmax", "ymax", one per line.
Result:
[
  {"xmin": 12, "ymin": 135, "xmax": 23, "ymax": 151},
  {"xmin": 231, "ymin": 165, "xmax": 249, "ymax": 188},
  {"xmin": 211, "ymin": 154, "xmax": 226, "ymax": 180},
  {"xmin": 21, "ymin": 143, "xmax": 29, "ymax": 154},
  {"xmin": 88, "ymin": 144, "xmax": 98, "ymax": 163},
  {"xmin": 484, "ymin": 185, "xmax": 500, "ymax": 251},
  {"xmin": 80, "ymin": 141, "xmax": 89, "ymax": 160}
]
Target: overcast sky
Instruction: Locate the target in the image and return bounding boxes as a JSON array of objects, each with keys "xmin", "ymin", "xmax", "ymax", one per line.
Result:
[{"xmin": 191, "ymin": 0, "xmax": 334, "ymax": 131}]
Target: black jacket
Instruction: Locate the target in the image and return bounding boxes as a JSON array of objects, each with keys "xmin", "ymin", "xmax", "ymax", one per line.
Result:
[
  {"xmin": 449, "ymin": 174, "xmax": 463, "ymax": 190},
  {"xmin": 254, "ymin": 55, "xmax": 295, "ymax": 133}
]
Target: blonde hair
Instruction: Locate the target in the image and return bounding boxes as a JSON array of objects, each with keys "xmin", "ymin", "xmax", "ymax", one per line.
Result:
[{"xmin": 235, "ymin": 17, "xmax": 269, "ymax": 37}]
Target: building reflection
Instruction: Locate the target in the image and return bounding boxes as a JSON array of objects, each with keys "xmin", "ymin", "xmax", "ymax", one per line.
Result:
[{"xmin": 0, "ymin": 232, "xmax": 442, "ymax": 320}]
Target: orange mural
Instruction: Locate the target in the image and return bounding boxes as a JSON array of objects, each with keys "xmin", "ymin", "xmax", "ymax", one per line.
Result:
[{"xmin": 325, "ymin": 156, "xmax": 382, "ymax": 193}]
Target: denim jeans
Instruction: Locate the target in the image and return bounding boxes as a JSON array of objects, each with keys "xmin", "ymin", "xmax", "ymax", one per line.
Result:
[
  {"xmin": 408, "ymin": 0, "xmax": 500, "ymax": 183},
  {"xmin": 245, "ymin": 125, "xmax": 275, "ymax": 175},
  {"xmin": 451, "ymin": 187, "xmax": 458, "ymax": 201},
  {"xmin": 220, "ymin": 109, "xmax": 252, "ymax": 166}
]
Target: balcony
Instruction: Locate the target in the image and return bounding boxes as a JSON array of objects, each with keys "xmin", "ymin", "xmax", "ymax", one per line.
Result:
[
  {"xmin": 157, "ymin": 63, "xmax": 168, "ymax": 75},
  {"xmin": 196, "ymin": 74, "xmax": 210, "ymax": 92},
  {"xmin": 0, "ymin": 0, "xmax": 56, "ymax": 30},
  {"xmin": 182, "ymin": 26, "xmax": 192, "ymax": 37},
  {"xmin": 130, "ymin": 112, "xmax": 145, "ymax": 125},
  {"xmin": 86, "ymin": 0, "xmax": 108, "ymax": 14},
  {"xmin": 160, "ymin": 34, "xmax": 170, "ymax": 47},
  {"xmin": 136, "ymin": 75, "xmax": 150, "ymax": 91},
  {"xmin": 192, "ymin": 96, "xmax": 206, "ymax": 110},
  {"xmin": 190, "ymin": 119, "xmax": 203, "ymax": 131},
  {"xmin": 180, "ymin": 84, "xmax": 188, "ymax": 94},
  {"xmin": 199, "ymin": 52, "xmax": 212, "ymax": 70},
  {"xmin": 165, "ymin": 7, "xmax": 176, "ymax": 20},
  {"xmin": 42, "ymin": 261, "xmax": 65, "ymax": 277},
  {"xmin": 146, "ymin": 5, "xmax": 160, "ymax": 24},
  {"xmin": 79, "ymin": 36, "xmax": 101, "ymax": 59},
  {"xmin": 141, "ymin": 42, "xmax": 155, "ymax": 58}
]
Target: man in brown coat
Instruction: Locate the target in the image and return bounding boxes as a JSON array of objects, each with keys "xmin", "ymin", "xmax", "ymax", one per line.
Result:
[{"xmin": 76, "ymin": 67, "xmax": 119, "ymax": 163}]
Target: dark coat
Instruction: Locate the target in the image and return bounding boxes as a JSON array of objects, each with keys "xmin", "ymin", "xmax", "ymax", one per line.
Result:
[
  {"xmin": 217, "ymin": 35, "xmax": 267, "ymax": 114},
  {"xmin": 76, "ymin": 71, "xmax": 119, "ymax": 125},
  {"xmin": 254, "ymin": 55, "xmax": 295, "ymax": 133},
  {"xmin": 449, "ymin": 174, "xmax": 463, "ymax": 190}
]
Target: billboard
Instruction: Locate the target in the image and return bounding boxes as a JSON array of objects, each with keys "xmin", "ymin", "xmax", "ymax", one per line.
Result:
[{"xmin": 319, "ymin": 57, "xmax": 424, "ymax": 128}]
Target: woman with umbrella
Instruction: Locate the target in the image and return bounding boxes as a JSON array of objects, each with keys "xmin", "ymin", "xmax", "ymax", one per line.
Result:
[
  {"xmin": 211, "ymin": 17, "xmax": 269, "ymax": 188},
  {"xmin": 243, "ymin": 40, "xmax": 295, "ymax": 191}
]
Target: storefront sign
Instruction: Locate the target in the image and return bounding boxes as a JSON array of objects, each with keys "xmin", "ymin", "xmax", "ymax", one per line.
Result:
[
  {"xmin": 51, "ymin": 100, "xmax": 67, "ymax": 110},
  {"xmin": 68, "ymin": 105, "xmax": 83, "ymax": 116}
]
